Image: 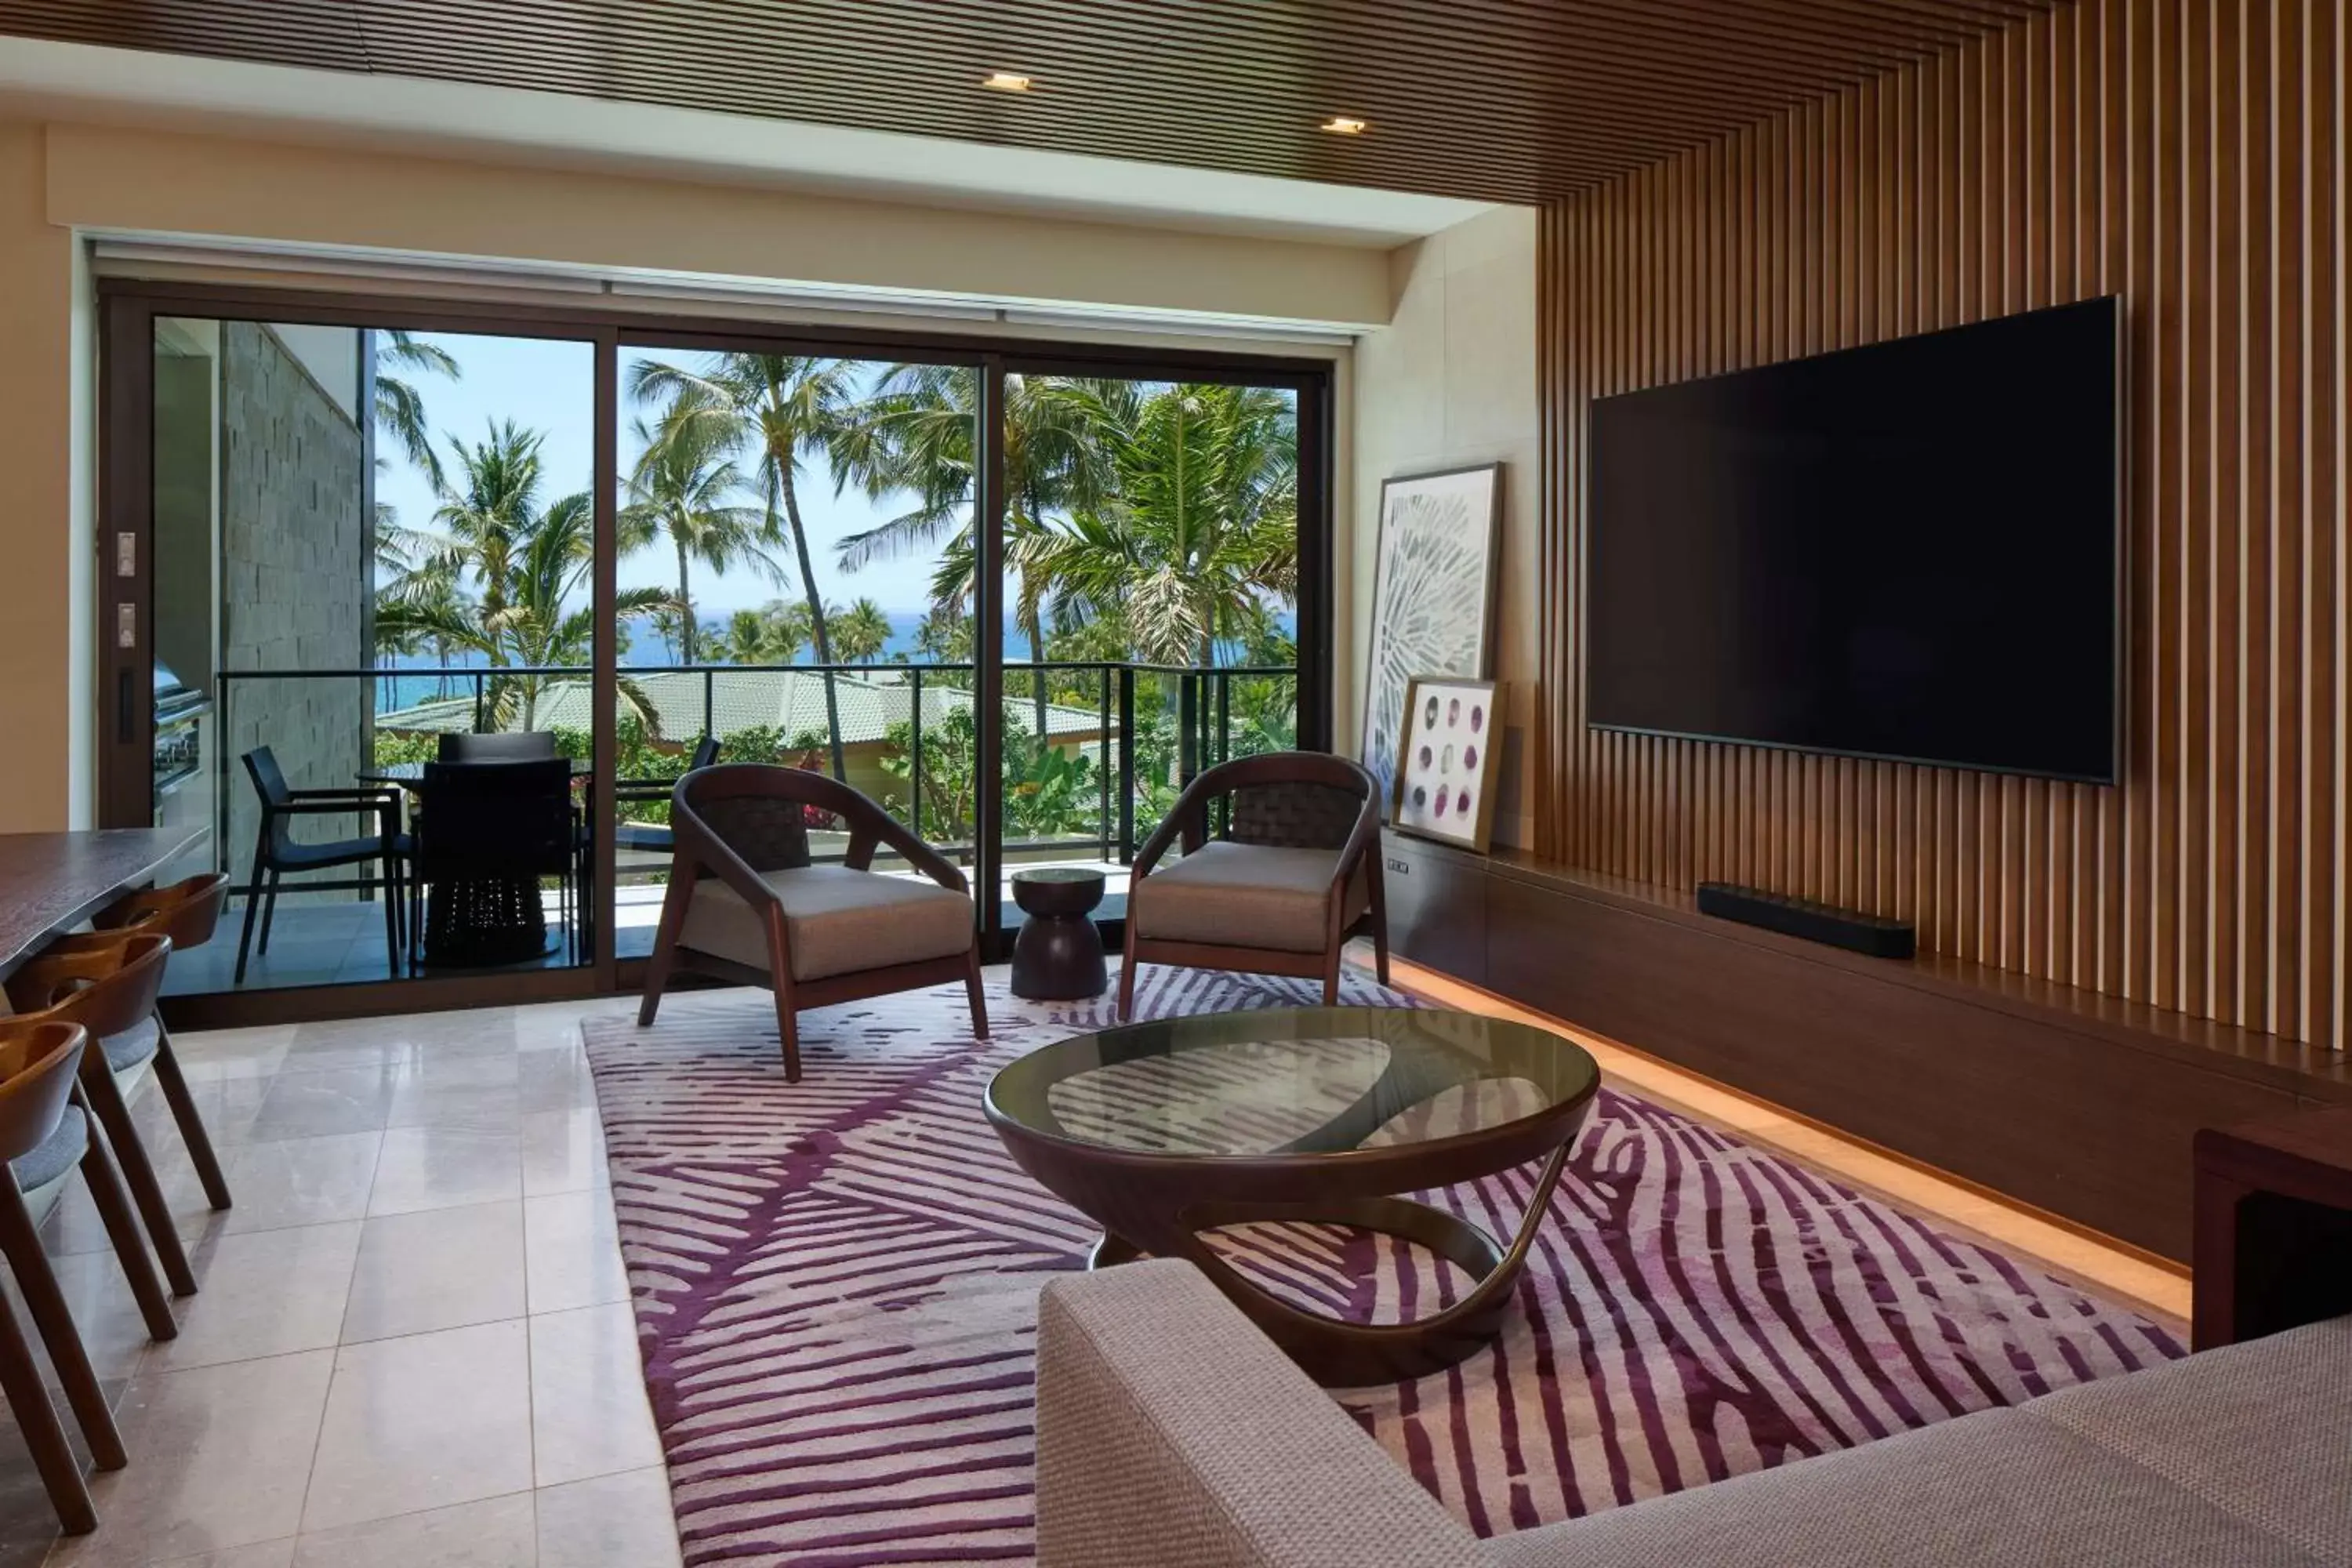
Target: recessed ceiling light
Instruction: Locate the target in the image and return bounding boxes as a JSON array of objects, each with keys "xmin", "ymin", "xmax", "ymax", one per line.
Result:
[
  {"xmin": 982, "ymin": 72, "xmax": 1033, "ymax": 93},
  {"xmin": 1320, "ymin": 115, "xmax": 1369, "ymax": 135}
]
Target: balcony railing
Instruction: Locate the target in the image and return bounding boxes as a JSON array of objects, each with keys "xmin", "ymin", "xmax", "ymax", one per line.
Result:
[{"xmin": 209, "ymin": 659, "xmax": 1299, "ymax": 887}]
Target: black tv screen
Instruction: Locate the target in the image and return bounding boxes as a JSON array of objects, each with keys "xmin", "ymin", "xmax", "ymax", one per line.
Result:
[{"xmin": 1586, "ymin": 296, "xmax": 2122, "ymax": 783}]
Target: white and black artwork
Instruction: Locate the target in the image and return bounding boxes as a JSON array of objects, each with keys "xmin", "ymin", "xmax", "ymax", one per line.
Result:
[{"xmin": 1359, "ymin": 464, "xmax": 1503, "ymax": 812}]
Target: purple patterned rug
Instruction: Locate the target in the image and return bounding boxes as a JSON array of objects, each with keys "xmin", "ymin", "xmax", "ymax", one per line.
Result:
[{"xmin": 583, "ymin": 967, "xmax": 2183, "ymax": 1566}]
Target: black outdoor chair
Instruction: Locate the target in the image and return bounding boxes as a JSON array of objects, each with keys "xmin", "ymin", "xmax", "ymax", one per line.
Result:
[
  {"xmin": 615, "ymin": 735, "xmax": 723, "ymax": 860},
  {"xmin": 408, "ymin": 758, "xmax": 583, "ymax": 969},
  {"xmin": 438, "ymin": 731, "xmax": 559, "ymax": 762},
  {"xmin": 235, "ymin": 746, "xmax": 408, "ymax": 984}
]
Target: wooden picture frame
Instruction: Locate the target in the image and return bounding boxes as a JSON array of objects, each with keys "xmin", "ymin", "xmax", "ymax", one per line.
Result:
[
  {"xmin": 1358, "ymin": 463, "xmax": 1504, "ymax": 817},
  {"xmin": 1390, "ymin": 676, "xmax": 1504, "ymax": 853}
]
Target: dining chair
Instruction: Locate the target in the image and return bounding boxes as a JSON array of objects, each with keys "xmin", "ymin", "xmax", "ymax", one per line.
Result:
[
  {"xmin": 408, "ymin": 758, "xmax": 580, "ymax": 969},
  {"xmin": 5, "ymin": 933, "xmax": 202, "ymax": 1297},
  {"xmin": 438, "ymin": 731, "xmax": 558, "ymax": 762},
  {"xmin": 45, "ymin": 874, "xmax": 237, "ymax": 1213},
  {"xmin": 639, "ymin": 764, "xmax": 985, "ymax": 1079},
  {"xmin": 236, "ymin": 746, "xmax": 408, "ymax": 984},
  {"xmin": 0, "ymin": 1020, "xmax": 133, "ymax": 1534},
  {"xmin": 1118, "ymin": 751, "xmax": 1388, "ymax": 1018}
]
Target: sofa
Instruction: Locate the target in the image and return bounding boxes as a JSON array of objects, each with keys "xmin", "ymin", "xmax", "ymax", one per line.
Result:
[{"xmin": 1035, "ymin": 1259, "xmax": 2350, "ymax": 1567}]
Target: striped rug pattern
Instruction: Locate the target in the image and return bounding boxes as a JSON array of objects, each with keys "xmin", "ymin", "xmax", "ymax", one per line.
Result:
[{"xmin": 583, "ymin": 967, "xmax": 2183, "ymax": 1566}]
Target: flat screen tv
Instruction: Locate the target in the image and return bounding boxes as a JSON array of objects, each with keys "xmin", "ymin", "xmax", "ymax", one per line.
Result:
[{"xmin": 1586, "ymin": 296, "xmax": 2122, "ymax": 784}]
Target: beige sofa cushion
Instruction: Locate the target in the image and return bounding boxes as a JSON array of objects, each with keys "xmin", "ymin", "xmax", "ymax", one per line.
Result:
[
  {"xmin": 677, "ymin": 865, "xmax": 973, "ymax": 982},
  {"xmin": 1131, "ymin": 841, "xmax": 1365, "ymax": 953}
]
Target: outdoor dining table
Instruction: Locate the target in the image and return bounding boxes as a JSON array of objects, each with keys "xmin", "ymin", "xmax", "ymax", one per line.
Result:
[{"xmin": 358, "ymin": 760, "xmax": 592, "ymax": 969}]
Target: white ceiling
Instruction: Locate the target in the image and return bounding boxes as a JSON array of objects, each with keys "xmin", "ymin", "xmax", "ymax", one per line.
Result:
[{"xmin": 0, "ymin": 36, "xmax": 1498, "ymax": 247}]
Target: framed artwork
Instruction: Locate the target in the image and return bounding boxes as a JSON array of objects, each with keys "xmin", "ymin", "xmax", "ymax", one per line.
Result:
[
  {"xmin": 1359, "ymin": 463, "xmax": 1504, "ymax": 814},
  {"xmin": 1392, "ymin": 677, "xmax": 1505, "ymax": 852}
]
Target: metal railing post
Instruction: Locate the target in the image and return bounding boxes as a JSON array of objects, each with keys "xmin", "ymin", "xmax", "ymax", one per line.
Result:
[
  {"xmin": 702, "ymin": 666, "xmax": 715, "ymax": 745},
  {"xmin": 1217, "ymin": 669, "xmax": 1231, "ymax": 764},
  {"xmin": 909, "ymin": 664, "xmax": 924, "ymax": 840},
  {"xmin": 1116, "ymin": 664, "xmax": 1136, "ymax": 865},
  {"xmin": 1097, "ymin": 665, "xmax": 1111, "ymax": 865},
  {"xmin": 472, "ymin": 672, "xmax": 487, "ymax": 733}
]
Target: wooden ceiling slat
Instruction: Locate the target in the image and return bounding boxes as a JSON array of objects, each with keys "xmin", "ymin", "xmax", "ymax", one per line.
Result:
[{"xmin": 0, "ymin": 0, "xmax": 2061, "ymax": 204}]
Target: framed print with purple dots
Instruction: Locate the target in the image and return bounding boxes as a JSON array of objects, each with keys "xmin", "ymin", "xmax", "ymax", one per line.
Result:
[{"xmin": 1391, "ymin": 676, "xmax": 1505, "ymax": 853}]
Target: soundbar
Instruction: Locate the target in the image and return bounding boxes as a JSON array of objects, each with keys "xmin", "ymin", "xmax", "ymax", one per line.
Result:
[{"xmin": 1695, "ymin": 882, "xmax": 1916, "ymax": 960}]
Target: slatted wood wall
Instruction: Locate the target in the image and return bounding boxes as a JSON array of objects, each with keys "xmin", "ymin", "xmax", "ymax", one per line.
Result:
[{"xmin": 1537, "ymin": 0, "xmax": 2350, "ymax": 1048}]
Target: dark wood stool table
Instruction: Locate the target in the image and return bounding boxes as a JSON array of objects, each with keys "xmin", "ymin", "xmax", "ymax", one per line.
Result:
[
  {"xmin": 985, "ymin": 1004, "xmax": 1599, "ymax": 1386},
  {"xmin": 2193, "ymin": 1105, "xmax": 2352, "ymax": 1350},
  {"xmin": 1009, "ymin": 867, "xmax": 1108, "ymax": 1000}
]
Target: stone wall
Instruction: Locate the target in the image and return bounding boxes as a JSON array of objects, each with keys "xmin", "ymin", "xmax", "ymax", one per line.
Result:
[{"xmin": 219, "ymin": 322, "xmax": 371, "ymax": 884}]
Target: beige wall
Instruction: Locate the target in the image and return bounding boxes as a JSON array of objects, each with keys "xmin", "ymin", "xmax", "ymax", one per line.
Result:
[
  {"xmin": 45, "ymin": 124, "xmax": 1393, "ymax": 328},
  {"xmin": 0, "ymin": 122, "xmax": 91, "ymax": 830},
  {"xmin": 1345, "ymin": 207, "xmax": 1539, "ymax": 847}
]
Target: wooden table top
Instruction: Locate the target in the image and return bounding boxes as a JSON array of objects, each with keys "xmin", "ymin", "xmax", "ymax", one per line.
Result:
[{"xmin": 0, "ymin": 827, "xmax": 206, "ymax": 980}]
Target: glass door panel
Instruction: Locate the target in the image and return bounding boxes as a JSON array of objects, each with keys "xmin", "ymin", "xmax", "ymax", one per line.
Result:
[
  {"xmin": 607, "ymin": 348, "xmax": 982, "ymax": 956},
  {"xmin": 991, "ymin": 376, "xmax": 1303, "ymax": 922},
  {"xmin": 144, "ymin": 315, "xmax": 598, "ymax": 994}
]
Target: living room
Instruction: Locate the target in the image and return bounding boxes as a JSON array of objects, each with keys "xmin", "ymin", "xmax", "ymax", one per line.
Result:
[{"xmin": 0, "ymin": 2, "xmax": 2342, "ymax": 1565}]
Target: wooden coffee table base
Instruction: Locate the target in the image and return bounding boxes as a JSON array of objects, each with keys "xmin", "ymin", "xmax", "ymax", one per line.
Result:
[{"xmin": 1087, "ymin": 1144, "xmax": 1572, "ymax": 1388}]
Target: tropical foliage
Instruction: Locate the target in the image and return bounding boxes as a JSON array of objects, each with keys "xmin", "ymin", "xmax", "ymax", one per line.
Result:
[{"xmin": 369, "ymin": 338, "xmax": 1301, "ymax": 852}]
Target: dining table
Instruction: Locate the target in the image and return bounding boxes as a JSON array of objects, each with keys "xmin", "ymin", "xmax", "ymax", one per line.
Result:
[
  {"xmin": 0, "ymin": 827, "xmax": 208, "ymax": 985},
  {"xmin": 357, "ymin": 760, "xmax": 593, "ymax": 969}
]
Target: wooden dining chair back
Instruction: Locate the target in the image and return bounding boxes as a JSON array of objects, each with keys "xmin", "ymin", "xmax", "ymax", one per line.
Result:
[
  {"xmin": 1118, "ymin": 751, "xmax": 1389, "ymax": 1018},
  {"xmin": 92, "ymin": 873, "xmax": 230, "ymax": 951},
  {"xmin": 639, "ymin": 764, "xmax": 987, "ymax": 1079},
  {"xmin": 5, "ymin": 932, "xmax": 203, "ymax": 1296},
  {"xmin": 0, "ymin": 1019, "xmax": 131, "ymax": 1534},
  {"xmin": 47, "ymin": 875, "xmax": 237, "ymax": 1218}
]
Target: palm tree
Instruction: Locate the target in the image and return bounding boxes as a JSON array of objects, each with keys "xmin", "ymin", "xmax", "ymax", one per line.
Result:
[
  {"xmin": 830, "ymin": 367, "xmax": 1109, "ymax": 741},
  {"xmin": 1019, "ymin": 382, "xmax": 1298, "ymax": 666},
  {"xmin": 373, "ymin": 330, "xmax": 461, "ymax": 492},
  {"xmin": 830, "ymin": 597, "xmax": 895, "ymax": 663},
  {"xmin": 631, "ymin": 354, "xmax": 860, "ymax": 778},
  {"xmin": 375, "ymin": 426, "xmax": 670, "ymax": 731},
  {"xmin": 620, "ymin": 393, "xmax": 774, "ymax": 666},
  {"xmin": 720, "ymin": 600, "xmax": 811, "ymax": 665}
]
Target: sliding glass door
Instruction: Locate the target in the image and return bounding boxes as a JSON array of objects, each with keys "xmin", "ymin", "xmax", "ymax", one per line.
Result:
[{"xmin": 103, "ymin": 281, "xmax": 1330, "ymax": 1010}]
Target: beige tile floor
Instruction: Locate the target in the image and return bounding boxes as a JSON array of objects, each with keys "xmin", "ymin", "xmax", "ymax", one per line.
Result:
[
  {"xmin": 0, "ymin": 994, "xmax": 677, "ymax": 1568},
  {"xmin": 0, "ymin": 964, "xmax": 2191, "ymax": 1566}
]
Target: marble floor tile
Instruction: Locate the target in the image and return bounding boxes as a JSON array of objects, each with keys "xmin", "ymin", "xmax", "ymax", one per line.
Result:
[
  {"xmin": 518, "ymin": 1109, "xmax": 605, "ymax": 1199},
  {"xmin": 302, "ymin": 1321, "xmax": 534, "ymax": 1533},
  {"xmin": 151, "ymin": 1224, "xmax": 362, "ymax": 1372},
  {"xmin": 522, "ymin": 1192, "xmax": 626, "ymax": 1316},
  {"xmin": 285, "ymin": 1491, "xmax": 534, "ymax": 1568},
  {"xmin": 245, "ymin": 1069, "xmax": 402, "ymax": 1144},
  {"xmin": 365, "ymin": 1128, "xmax": 521, "ymax": 1218},
  {"xmin": 339, "ymin": 1201, "xmax": 526, "ymax": 1344},
  {"xmin": 213, "ymin": 1134, "xmax": 384, "ymax": 1236},
  {"xmin": 534, "ymin": 1468, "xmax": 681, "ymax": 1568},
  {"xmin": 384, "ymin": 1080, "xmax": 522, "ymax": 1137},
  {"xmin": 528, "ymin": 1305, "xmax": 661, "ymax": 1489},
  {"xmin": 46, "ymin": 1350, "xmax": 333, "ymax": 1566},
  {"xmin": 161, "ymin": 1025, "xmax": 296, "ymax": 1086}
]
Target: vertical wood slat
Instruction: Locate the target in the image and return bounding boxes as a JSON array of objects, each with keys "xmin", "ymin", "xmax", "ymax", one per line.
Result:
[{"xmin": 1535, "ymin": 0, "xmax": 2352, "ymax": 1051}]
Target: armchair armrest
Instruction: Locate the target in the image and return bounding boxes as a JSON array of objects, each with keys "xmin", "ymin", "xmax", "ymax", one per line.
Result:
[
  {"xmin": 1131, "ymin": 793, "xmax": 1208, "ymax": 880},
  {"xmin": 271, "ymin": 797, "xmax": 401, "ymax": 831},
  {"xmin": 845, "ymin": 808, "xmax": 969, "ymax": 895},
  {"xmin": 1035, "ymin": 1261, "xmax": 1483, "ymax": 1568}
]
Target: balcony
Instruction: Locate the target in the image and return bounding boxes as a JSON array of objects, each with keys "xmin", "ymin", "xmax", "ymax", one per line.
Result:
[{"xmin": 167, "ymin": 659, "xmax": 1299, "ymax": 994}]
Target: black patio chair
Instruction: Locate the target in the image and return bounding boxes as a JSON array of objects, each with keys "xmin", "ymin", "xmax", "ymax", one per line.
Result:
[
  {"xmin": 615, "ymin": 735, "xmax": 723, "ymax": 860},
  {"xmin": 235, "ymin": 746, "xmax": 408, "ymax": 984},
  {"xmin": 408, "ymin": 758, "xmax": 583, "ymax": 969}
]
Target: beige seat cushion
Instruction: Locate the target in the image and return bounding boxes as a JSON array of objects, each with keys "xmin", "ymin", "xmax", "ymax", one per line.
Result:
[
  {"xmin": 677, "ymin": 865, "xmax": 974, "ymax": 982},
  {"xmin": 1131, "ymin": 840, "xmax": 1365, "ymax": 954}
]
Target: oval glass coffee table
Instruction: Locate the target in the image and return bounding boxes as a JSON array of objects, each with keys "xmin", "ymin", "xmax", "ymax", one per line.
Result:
[{"xmin": 985, "ymin": 1005, "xmax": 1600, "ymax": 1387}]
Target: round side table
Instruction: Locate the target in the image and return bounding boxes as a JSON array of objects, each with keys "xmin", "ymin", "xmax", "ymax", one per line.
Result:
[{"xmin": 1010, "ymin": 867, "xmax": 1108, "ymax": 1000}]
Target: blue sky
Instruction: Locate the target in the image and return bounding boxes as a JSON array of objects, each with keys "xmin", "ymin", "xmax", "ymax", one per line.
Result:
[{"xmin": 370, "ymin": 332, "xmax": 958, "ymax": 622}]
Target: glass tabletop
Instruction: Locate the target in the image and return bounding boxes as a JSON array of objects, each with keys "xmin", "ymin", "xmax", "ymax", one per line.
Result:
[
  {"xmin": 358, "ymin": 760, "xmax": 593, "ymax": 786},
  {"xmin": 987, "ymin": 1005, "xmax": 1598, "ymax": 1160}
]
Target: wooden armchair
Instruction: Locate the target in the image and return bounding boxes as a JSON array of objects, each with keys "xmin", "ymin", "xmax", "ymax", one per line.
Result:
[
  {"xmin": 638, "ymin": 764, "xmax": 987, "ymax": 1080},
  {"xmin": 1118, "ymin": 751, "xmax": 1388, "ymax": 1018}
]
